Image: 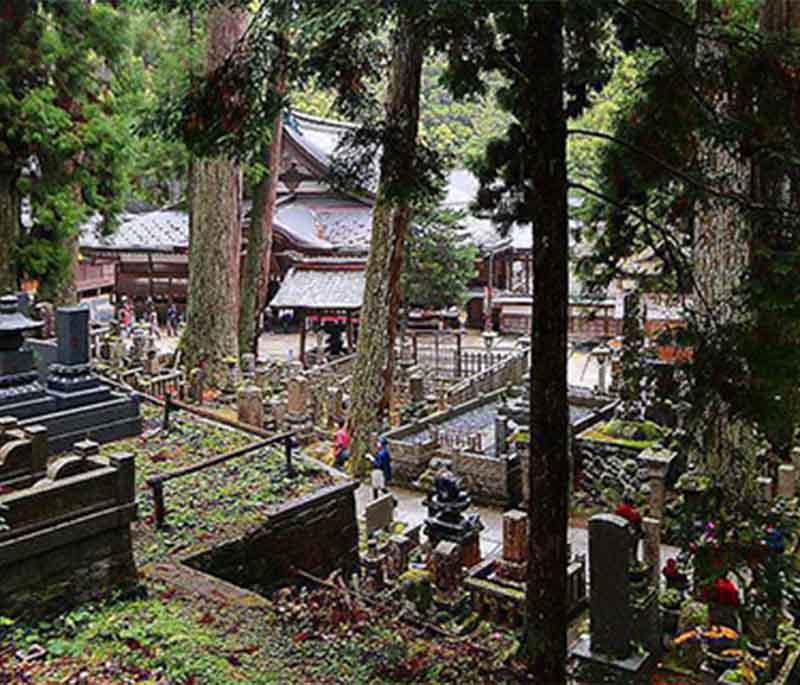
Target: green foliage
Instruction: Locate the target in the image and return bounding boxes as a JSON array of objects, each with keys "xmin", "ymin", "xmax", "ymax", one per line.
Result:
[
  {"xmin": 0, "ymin": 1, "xmax": 133, "ymax": 297},
  {"xmin": 103, "ymin": 404, "xmax": 333, "ymax": 565},
  {"xmin": 400, "ymin": 208, "xmax": 477, "ymax": 310}
]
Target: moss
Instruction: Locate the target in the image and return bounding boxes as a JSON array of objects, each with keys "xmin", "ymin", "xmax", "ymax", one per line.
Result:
[{"xmin": 580, "ymin": 419, "xmax": 669, "ymax": 450}]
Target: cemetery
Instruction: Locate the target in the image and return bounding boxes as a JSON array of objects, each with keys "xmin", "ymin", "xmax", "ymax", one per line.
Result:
[{"xmin": 6, "ymin": 2, "xmax": 800, "ymax": 683}]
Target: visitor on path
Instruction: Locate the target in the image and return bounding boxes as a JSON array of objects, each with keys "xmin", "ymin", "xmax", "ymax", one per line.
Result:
[
  {"xmin": 119, "ymin": 297, "xmax": 134, "ymax": 337},
  {"xmin": 370, "ymin": 436, "xmax": 392, "ymax": 500},
  {"xmin": 333, "ymin": 418, "xmax": 350, "ymax": 468},
  {"xmin": 148, "ymin": 306, "xmax": 160, "ymax": 339},
  {"xmin": 166, "ymin": 302, "xmax": 180, "ymax": 337}
]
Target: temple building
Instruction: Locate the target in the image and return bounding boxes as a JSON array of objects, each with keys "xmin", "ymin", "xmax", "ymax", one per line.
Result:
[{"xmin": 77, "ymin": 110, "xmax": 683, "ymax": 340}]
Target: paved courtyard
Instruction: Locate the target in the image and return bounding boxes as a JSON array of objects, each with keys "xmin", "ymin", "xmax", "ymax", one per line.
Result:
[{"xmin": 354, "ymin": 483, "xmax": 679, "ymax": 567}]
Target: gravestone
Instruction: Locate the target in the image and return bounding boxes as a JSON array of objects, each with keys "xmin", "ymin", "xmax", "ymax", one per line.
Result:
[
  {"xmin": 431, "ymin": 540, "xmax": 461, "ymax": 595},
  {"xmin": 362, "ymin": 539, "xmax": 386, "ymax": 594},
  {"xmin": 241, "ymin": 353, "xmax": 256, "ymax": 378},
  {"xmin": 589, "ymin": 514, "xmax": 633, "ymax": 657},
  {"xmin": 778, "ymin": 464, "xmax": 796, "ymax": 499},
  {"xmin": 496, "ymin": 509, "xmax": 528, "ymax": 582},
  {"xmin": 385, "ymin": 534, "xmax": 412, "ymax": 578},
  {"xmin": 365, "ymin": 493, "xmax": 395, "ymax": 536},
  {"xmin": 570, "ymin": 513, "xmax": 653, "ymax": 683},
  {"xmin": 237, "ymin": 385, "xmax": 264, "ymax": 429},
  {"xmin": 189, "ymin": 367, "xmax": 206, "ymax": 404},
  {"xmin": 642, "ymin": 517, "xmax": 661, "ymax": 586}
]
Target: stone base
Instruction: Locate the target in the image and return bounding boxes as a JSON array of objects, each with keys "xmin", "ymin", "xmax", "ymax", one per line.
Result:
[
  {"xmin": 495, "ymin": 558, "xmax": 527, "ymax": 583},
  {"xmin": 570, "ymin": 635, "xmax": 653, "ymax": 685},
  {"xmin": 19, "ymin": 393, "xmax": 142, "ymax": 454}
]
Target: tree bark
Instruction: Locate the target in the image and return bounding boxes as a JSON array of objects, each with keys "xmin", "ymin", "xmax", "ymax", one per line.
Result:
[
  {"xmin": 238, "ymin": 35, "xmax": 288, "ymax": 358},
  {"xmin": 0, "ymin": 169, "xmax": 20, "ymax": 295},
  {"xmin": 524, "ymin": 3, "xmax": 569, "ymax": 681},
  {"xmin": 182, "ymin": 3, "xmax": 247, "ymax": 385},
  {"xmin": 347, "ymin": 11, "xmax": 425, "ymax": 474},
  {"xmin": 53, "ymin": 233, "xmax": 79, "ymax": 306}
]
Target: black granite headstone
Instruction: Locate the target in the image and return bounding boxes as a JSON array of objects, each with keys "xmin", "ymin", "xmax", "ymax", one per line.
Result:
[
  {"xmin": 588, "ymin": 513, "xmax": 633, "ymax": 658},
  {"xmin": 55, "ymin": 306, "xmax": 90, "ymax": 366}
]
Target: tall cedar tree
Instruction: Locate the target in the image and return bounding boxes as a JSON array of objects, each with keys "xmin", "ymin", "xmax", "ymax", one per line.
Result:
[
  {"xmin": 238, "ymin": 33, "xmax": 289, "ymax": 357},
  {"xmin": 0, "ymin": 0, "xmax": 130, "ymax": 301},
  {"xmin": 182, "ymin": 3, "xmax": 248, "ymax": 383},
  {"xmin": 347, "ymin": 9, "xmax": 426, "ymax": 473},
  {"xmin": 578, "ymin": 0, "xmax": 800, "ymax": 475}
]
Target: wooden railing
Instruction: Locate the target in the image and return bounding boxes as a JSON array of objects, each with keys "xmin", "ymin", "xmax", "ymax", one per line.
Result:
[{"xmin": 146, "ymin": 430, "xmax": 296, "ymax": 529}]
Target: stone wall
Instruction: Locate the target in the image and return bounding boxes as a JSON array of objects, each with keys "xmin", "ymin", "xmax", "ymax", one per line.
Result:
[
  {"xmin": 184, "ymin": 481, "xmax": 359, "ymax": 593},
  {"xmin": 451, "ymin": 451, "xmax": 521, "ymax": 506},
  {"xmin": 384, "ymin": 389, "xmax": 506, "ymax": 485},
  {"xmin": 444, "ymin": 348, "xmax": 528, "ymax": 407},
  {"xmin": 0, "ymin": 448, "xmax": 137, "ymax": 618}
]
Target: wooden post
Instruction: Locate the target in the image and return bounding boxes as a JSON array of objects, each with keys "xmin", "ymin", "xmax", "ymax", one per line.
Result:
[
  {"xmin": 412, "ymin": 332, "xmax": 418, "ymax": 364},
  {"xmin": 299, "ymin": 309, "xmax": 307, "ymax": 368},
  {"xmin": 346, "ymin": 311, "xmax": 354, "ymax": 352},
  {"xmin": 149, "ymin": 477, "xmax": 166, "ymax": 528},
  {"xmin": 456, "ymin": 330, "xmax": 463, "ymax": 377},
  {"xmin": 285, "ymin": 434, "xmax": 295, "ymax": 477}
]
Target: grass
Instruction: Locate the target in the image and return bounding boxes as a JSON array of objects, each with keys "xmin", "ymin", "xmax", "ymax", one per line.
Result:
[{"xmin": 98, "ymin": 403, "xmax": 336, "ymax": 565}]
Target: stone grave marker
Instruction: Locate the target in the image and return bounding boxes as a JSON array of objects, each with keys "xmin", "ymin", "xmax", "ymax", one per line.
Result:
[
  {"xmin": 365, "ymin": 493, "xmax": 395, "ymax": 536},
  {"xmin": 431, "ymin": 540, "xmax": 461, "ymax": 595},
  {"xmin": 237, "ymin": 385, "xmax": 264, "ymax": 429},
  {"xmin": 778, "ymin": 464, "xmax": 796, "ymax": 499},
  {"xmin": 588, "ymin": 513, "xmax": 633, "ymax": 656}
]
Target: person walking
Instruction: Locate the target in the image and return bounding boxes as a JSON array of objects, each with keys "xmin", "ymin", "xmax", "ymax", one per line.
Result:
[
  {"xmin": 333, "ymin": 418, "xmax": 350, "ymax": 468},
  {"xmin": 370, "ymin": 436, "xmax": 392, "ymax": 499},
  {"xmin": 166, "ymin": 302, "xmax": 180, "ymax": 337}
]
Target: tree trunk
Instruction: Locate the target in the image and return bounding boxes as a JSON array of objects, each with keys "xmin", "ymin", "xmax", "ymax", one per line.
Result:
[
  {"xmin": 0, "ymin": 169, "xmax": 20, "ymax": 295},
  {"xmin": 347, "ymin": 12, "xmax": 425, "ymax": 473},
  {"xmin": 691, "ymin": 0, "xmax": 754, "ymax": 480},
  {"xmin": 53, "ymin": 233, "xmax": 79, "ymax": 306},
  {"xmin": 182, "ymin": 3, "xmax": 247, "ymax": 385},
  {"xmin": 524, "ymin": 3, "xmax": 569, "ymax": 681},
  {"xmin": 238, "ymin": 35, "xmax": 288, "ymax": 358}
]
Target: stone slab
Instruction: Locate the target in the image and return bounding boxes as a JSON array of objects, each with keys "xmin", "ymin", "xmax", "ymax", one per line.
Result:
[
  {"xmin": 570, "ymin": 634, "xmax": 652, "ymax": 684},
  {"xmin": 365, "ymin": 493, "xmax": 395, "ymax": 535}
]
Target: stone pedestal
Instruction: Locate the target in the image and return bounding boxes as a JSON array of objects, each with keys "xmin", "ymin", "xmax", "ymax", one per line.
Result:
[
  {"xmin": 362, "ymin": 540, "xmax": 386, "ymax": 594},
  {"xmin": 502, "ymin": 510, "xmax": 527, "ymax": 563},
  {"xmin": 237, "ymin": 385, "xmax": 264, "ymax": 429},
  {"xmin": 386, "ymin": 535, "xmax": 412, "ymax": 578},
  {"xmin": 189, "ymin": 368, "xmax": 206, "ymax": 404},
  {"xmin": 431, "ymin": 540, "xmax": 461, "ymax": 595},
  {"xmin": 241, "ymin": 353, "xmax": 256, "ymax": 378},
  {"xmin": 778, "ymin": 464, "xmax": 796, "ymax": 499},
  {"xmin": 757, "ymin": 476, "xmax": 774, "ymax": 502},
  {"xmin": 409, "ymin": 374, "xmax": 425, "ymax": 403},
  {"xmin": 639, "ymin": 446, "xmax": 676, "ymax": 519},
  {"xmin": 642, "ymin": 517, "xmax": 661, "ymax": 587}
]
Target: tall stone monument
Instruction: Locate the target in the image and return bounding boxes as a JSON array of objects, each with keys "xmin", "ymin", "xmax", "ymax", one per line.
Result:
[
  {"xmin": 570, "ymin": 513, "xmax": 653, "ymax": 683},
  {"xmin": 0, "ymin": 297, "xmax": 142, "ymax": 452}
]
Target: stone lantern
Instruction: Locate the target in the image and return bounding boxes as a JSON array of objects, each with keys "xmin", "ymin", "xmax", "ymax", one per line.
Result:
[
  {"xmin": 590, "ymin": 343, "xmax": 612, "ymax": 395},
  {"xmin": 0, "ymin": 294, "xmax": 54, "ymax": 415}
]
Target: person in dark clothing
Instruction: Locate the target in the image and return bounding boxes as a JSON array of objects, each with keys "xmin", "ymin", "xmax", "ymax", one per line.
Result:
[{"xmin": 370, "ymin": 436, "xmax": 392, "ymax": 499}]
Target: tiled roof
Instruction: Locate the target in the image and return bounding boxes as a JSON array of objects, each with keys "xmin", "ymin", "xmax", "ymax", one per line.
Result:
[
  {"xmin": 269, "ymin": 264, "xmax": 365, "ymax": 310},
  {"xmin": 81, "ymin": 210, "xmax": 189, "ymax": 251}
]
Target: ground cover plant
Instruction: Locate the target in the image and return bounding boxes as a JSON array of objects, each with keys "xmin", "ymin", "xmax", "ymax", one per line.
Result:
[
  {"xmin": 0, "ymin": 573, "xmax": 532, "ymax": 684},
  {"xmin": 100, "ymin": 403, "xmax": 335, "ymax": 565}
]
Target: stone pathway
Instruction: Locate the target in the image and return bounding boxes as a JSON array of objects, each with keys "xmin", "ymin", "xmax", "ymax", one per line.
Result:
[{"xmin": 355, "ymin": 483, "xmax": 680, "ymax": 567}]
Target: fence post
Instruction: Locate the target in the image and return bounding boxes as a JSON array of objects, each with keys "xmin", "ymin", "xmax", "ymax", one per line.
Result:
[
  {"xmin": 149, "ymin": 477, "xmax": 166, "ymax": 528},
  {"xmin": 285, "ymin": 434, "xmax": 295, "ymax": 478},
  {"xmin": 456, "ymin": 331, "xmax": 463, "ymax": 377},
  {"xmin": 163, "ymin": 392, "xmax": 173, "ymax": 431}
]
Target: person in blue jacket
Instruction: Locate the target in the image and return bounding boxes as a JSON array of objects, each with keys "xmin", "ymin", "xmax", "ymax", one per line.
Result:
[{"xmin": 370, "ymin": 436, "xmax": 392, "ymax": 499}]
